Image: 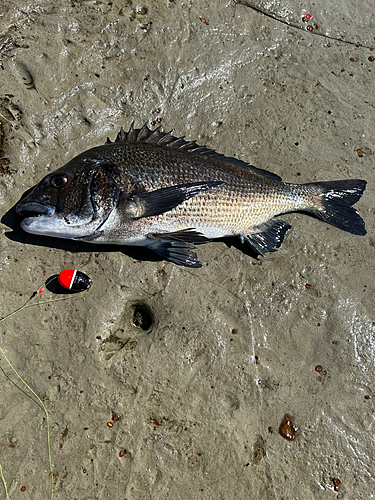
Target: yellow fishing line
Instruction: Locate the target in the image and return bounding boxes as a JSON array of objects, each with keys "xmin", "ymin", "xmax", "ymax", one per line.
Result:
[
  {"xmin": 0, "ymin": 464, "xmax": 9, "ymax": 500},
  {"xmin": 0, "ymin": 277, "xmax": 91, "ymax": 500}
]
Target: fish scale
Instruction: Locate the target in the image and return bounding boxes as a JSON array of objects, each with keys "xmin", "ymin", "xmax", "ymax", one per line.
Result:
[
  {"xmin": 16, "ymin": 123, "xmax": 366, "ymax": 268},
  {"xmin": 95, "ymin": 142, "xmax": 303, "ymax": 232}
]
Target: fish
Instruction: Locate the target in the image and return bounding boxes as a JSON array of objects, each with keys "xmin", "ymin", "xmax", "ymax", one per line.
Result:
[{"xmin": 16, "ymin": 123, "xmax": 367, "ymax": 268}]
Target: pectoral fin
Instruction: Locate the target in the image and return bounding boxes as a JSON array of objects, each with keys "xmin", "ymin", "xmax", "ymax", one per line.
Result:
[
  {"xmin": 127, "ymin": 181, "xmax": 224, "ymax": 219},
  {"xmin": 146, "ymin": 235, "xmax": 201, "ymax": 267},
  {"xmin": 144, "ymin": 229, "xmax": 210, "ymax": 267}
]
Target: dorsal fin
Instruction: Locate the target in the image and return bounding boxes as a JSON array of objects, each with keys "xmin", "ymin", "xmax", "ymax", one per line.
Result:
[{"xmin": 107, "ymin": 122, "xmax": 282, "ymax": 181}]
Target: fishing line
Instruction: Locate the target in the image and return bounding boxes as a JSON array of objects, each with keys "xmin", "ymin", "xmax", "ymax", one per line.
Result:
[
  {"xmin": 0, "ymin": 271, "xmax": 92, "ymax": 500},
  {"xmin": 0, "ymin": 465, "xmax": 9, "ymax": 500}
]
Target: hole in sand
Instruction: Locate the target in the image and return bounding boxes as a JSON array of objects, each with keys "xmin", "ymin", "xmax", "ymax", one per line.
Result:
[{"xmin": 131, "ymin": 302, "xmax": 154, "ymax": 331}]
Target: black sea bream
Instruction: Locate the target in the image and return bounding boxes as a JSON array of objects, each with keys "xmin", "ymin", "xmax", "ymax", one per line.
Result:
[{"xmin": 17, "ymin": 123, "xmax": 366, "ymax": 267}]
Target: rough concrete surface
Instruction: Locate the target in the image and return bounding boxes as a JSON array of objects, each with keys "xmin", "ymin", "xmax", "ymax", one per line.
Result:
[{"xmin": 0, "ymin": 1, "xmax": 374, "ymax": 499}]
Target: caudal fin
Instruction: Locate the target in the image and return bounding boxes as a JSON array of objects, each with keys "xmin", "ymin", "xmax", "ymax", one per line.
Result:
[{"xmin": 306, "ymin": 180, "xmax": 366, "ymax": 235}]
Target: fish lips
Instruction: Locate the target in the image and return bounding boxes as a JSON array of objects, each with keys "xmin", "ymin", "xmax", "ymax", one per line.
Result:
[
  {"xmin": 17, "ymin": 201, "xmax": 60, "ymax": 237},
  {"xmin": 17, "ymin": 200, "xmax": 102, "ymax": 239},
  {"xmin": 17, "ymin": 201, "xmax": 55, "ymax": 218}
]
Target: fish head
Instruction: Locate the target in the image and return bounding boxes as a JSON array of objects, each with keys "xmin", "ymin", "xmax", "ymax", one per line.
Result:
[{"xmin": 16, "ymin": 155, "xmax": 121, "ymax": 240}]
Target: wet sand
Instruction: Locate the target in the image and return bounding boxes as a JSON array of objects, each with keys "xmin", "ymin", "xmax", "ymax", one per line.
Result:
[{"xmin": 0, "ymin": 1, "xmax": 374, "ymax": 498}]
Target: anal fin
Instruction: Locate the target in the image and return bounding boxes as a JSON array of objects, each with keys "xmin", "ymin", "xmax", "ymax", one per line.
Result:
[{"xmin": 243, "ymin": 218, "xmax": 291, "ymax": 256}]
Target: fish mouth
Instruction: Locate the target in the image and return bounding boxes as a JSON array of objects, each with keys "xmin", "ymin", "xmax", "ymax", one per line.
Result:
[
  {"xmin": 17, "ymin": 201, "xmax": 55, "ymax": 218},
  {"xmin": 16, "ymin": 199, "xmax": 108, "ymax": 239},
  {"xmin": 17, "ymin": 201, "xmax": 58, "ymax": 235}
]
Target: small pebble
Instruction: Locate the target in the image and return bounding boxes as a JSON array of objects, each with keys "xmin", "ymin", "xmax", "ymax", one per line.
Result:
[
  {"xmin": 331, "ymin": 477, "xmax": 341, "ymax": 491},
  {"xmin": 279, "ymin": 414, "xmax": 298, "ymax": 441}
]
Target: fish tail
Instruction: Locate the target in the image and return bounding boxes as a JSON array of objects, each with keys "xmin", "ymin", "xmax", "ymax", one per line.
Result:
[{"xmin": 304, "ymin": 179, "xmax": 366, "ymax": 235}]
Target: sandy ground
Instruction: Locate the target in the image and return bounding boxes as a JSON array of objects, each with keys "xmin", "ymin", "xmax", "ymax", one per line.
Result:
[{"xmin": 0, "ymin": 1, "xmax": 374, "ymax": 499}]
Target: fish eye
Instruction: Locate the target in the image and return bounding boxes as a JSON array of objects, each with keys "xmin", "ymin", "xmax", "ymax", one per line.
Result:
[{"xmin": 50, "ymin": 174, "xmax": 68, "ymax": 188}]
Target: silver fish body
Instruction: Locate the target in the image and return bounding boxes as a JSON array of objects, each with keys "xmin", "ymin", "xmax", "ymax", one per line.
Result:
[{"xmin": 17, "ymin": 123, "xmax": 366, "ymax": 267}]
